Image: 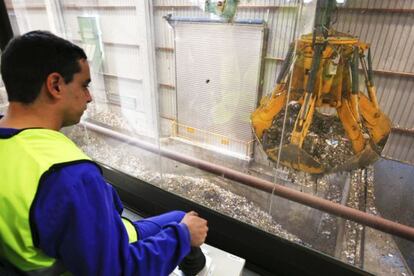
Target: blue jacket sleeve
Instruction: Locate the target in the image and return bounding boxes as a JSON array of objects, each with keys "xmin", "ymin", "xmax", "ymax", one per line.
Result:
[
  {"xmin": 32, "ymin": 162, "xmax": 191, "ymax": 276},
  {"xmin": 133, "ymin": 211, "xmax": 186, "ymax": 240}
]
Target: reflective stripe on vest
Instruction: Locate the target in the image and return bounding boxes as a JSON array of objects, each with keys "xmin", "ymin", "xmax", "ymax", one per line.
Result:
[
  {"xmin": 122, "ymin": 217, "xmax": 138, "ymax": 243},
  {"xmin": 23, "ymin": 260, "xmax": 67, "ymax": 276},
  {"xmin": 0, "ymin": 129, "xmax": 90, "ymax": 272}
]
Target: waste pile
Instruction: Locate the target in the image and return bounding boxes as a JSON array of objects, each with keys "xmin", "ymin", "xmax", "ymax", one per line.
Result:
[{"xmin": 262, "ymin": 101, "xmax": 354, "ymax": 169}]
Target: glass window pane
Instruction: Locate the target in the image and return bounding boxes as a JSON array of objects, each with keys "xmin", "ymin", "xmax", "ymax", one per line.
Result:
[{"xmin": 4, "ymin": 0, "xmax": 414, "ymax": 275}]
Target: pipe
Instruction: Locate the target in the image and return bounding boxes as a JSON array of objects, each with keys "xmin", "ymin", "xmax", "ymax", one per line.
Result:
[
  {"xmin": 165, "ymin": 15, "xmax": 265, "ymax": 25},
  {"xmin": 154, "ymin": 5, "xmax": 298, "ymax": 10},
  {"xmin": 392, "ymin": 127, "xmax": 414, "ymax": 136},
  {"xmin": 81, "ymin": 121, "xmax": 414, "ymax": 242}
]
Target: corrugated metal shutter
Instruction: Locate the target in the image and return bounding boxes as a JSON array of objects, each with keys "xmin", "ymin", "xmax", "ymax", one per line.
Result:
[
  {"xmin": 174, "ymin": 22, "xmax": 265, "ymax": 158},
  {"xmin": 335, "ymin": 1, "xmax": 414, "ymax": 165}
]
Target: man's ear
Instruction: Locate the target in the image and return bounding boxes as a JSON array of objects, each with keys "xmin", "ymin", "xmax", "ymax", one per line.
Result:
[{"xmin": 45, "ymin": 72, "xmax": 64, "ymax": 99}]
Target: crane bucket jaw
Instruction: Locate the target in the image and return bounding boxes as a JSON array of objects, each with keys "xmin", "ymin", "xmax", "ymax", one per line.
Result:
[{"xmin": 251, "ymin": 32, "xmax": 391, "ymax": 174}]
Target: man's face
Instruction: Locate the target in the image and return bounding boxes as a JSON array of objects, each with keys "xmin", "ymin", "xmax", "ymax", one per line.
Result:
[{"xmin": 61, "ymin": 59, "xmax": 92, "ymax": 127}]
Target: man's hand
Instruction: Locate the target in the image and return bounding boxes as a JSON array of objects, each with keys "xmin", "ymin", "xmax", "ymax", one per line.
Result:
[{"xmin": 181, "ymin": 211, "xmax": 208, "ymax": 247}]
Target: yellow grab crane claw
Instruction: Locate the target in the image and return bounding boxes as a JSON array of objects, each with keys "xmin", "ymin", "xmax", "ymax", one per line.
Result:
[{"xmin": 251, "ymin": 31, "xmax": 391, "ymax": 174}]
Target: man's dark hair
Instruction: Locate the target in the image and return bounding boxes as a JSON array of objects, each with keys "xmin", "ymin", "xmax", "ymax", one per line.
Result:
[{"xmin": 0, "ymin": 30, "xmax": 87, "ymax": 104}]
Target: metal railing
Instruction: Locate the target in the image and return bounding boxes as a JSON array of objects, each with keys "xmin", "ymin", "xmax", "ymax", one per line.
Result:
[{"xmin": 171, "ymin": 121, "xmax": 254, "ymax": 159}]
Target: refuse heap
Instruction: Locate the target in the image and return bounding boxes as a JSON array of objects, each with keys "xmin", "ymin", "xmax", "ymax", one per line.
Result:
[{"xmin": 262, "ymin": 101, "xmax": 354, "ymax": 169}]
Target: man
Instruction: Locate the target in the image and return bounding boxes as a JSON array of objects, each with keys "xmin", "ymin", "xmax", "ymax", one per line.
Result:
[{"xmin": 0, "ymin": 30, "xmax": 208, "ymax": 275}]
